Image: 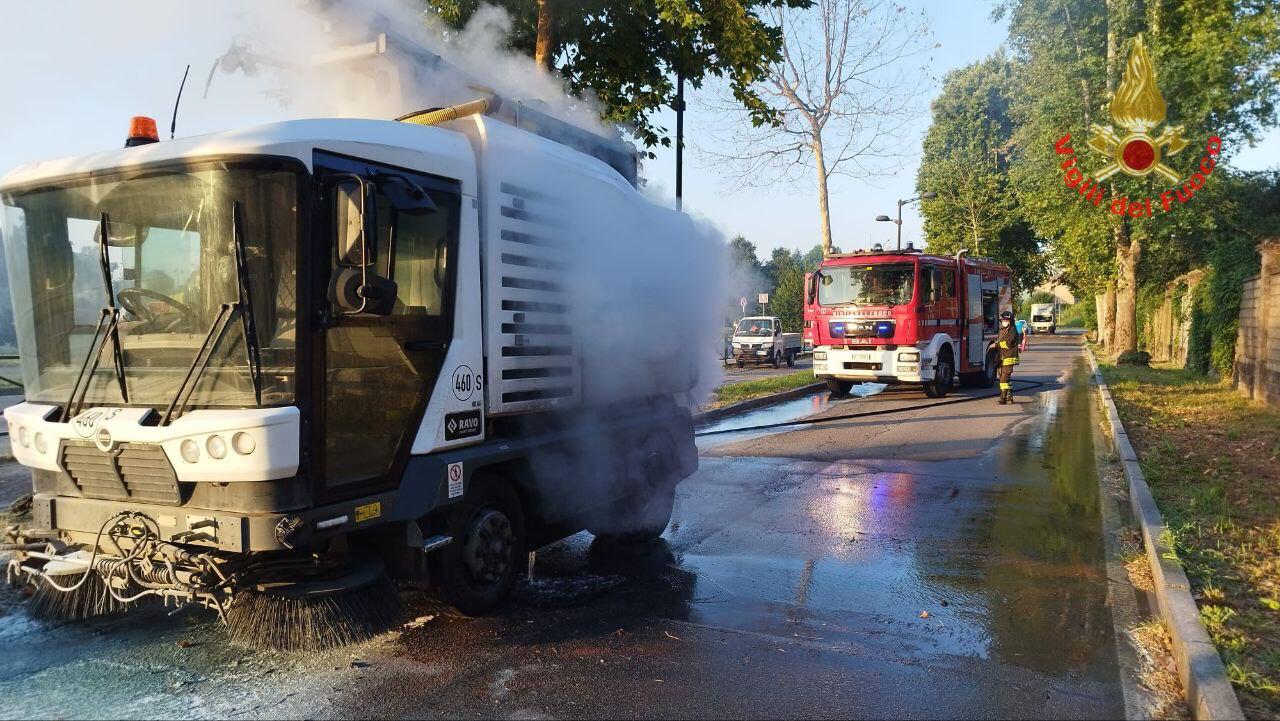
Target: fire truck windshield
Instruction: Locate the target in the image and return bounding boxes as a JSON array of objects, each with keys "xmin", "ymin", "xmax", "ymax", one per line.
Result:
[
  {"xmin": 817, "ymin": 263, "xmax": 915, "ymax": 306},
  {"xmin": 0, "ymin": 159, "xmax": 301, "ymax": 411}
]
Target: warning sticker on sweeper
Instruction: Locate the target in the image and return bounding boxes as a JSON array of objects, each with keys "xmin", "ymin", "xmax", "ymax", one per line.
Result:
[{"xmin": 447, "ymin": 462, "xmax": 464, "ymax": 499}]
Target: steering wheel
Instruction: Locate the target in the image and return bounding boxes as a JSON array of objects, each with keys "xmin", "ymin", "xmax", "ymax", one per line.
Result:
[{"xmin": 116, "ymin": 288, "xmax": 195, "ymax": 325}]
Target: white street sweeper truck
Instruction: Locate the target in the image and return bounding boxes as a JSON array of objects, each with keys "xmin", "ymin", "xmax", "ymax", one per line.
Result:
[{"xmin": 0, "ymin": 100, "xmax": 703, "ymax": 649}]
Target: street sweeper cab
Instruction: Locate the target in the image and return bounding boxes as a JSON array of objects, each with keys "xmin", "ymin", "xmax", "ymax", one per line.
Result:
[{"xmin": 0, "ymin": 104, "xmax": 701, "ymax": 648}]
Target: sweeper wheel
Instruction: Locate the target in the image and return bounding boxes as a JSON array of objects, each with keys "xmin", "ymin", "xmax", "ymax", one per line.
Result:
[
  {"xmin": 436, "ymin": 477, "xmax": 526, "ymax": 616},
  {"xmin": 225, "ymin": 553, "xmax": 402, "ymax": 651}
]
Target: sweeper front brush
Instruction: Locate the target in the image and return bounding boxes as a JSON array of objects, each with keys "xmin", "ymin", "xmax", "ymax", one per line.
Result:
[
  {"xmin": 225, "ymin": 554, "xmax": 402, "ymax": 651},
  {"xmin": 24, "ymin": 571, "xmax": 132, "ymax": 621}
]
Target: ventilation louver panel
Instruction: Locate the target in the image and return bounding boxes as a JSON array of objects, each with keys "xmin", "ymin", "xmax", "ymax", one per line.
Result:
[
  {"xmin": 61, "ymin": 441, "xmax": 184, "ymax": 506},
  {"xmin": 487, "ymin": 181, "xmax": 581, "ymax": 414}
]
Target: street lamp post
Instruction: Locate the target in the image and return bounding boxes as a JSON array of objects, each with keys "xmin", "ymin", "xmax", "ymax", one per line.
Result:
[{"xmin": 876, "ymin": 192, "xmax": 937, "ymax": 251}]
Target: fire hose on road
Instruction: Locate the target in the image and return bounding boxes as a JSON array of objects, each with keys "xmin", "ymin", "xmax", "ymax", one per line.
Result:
[{"xmin": 695, "ymin": 379, "xmax": 1048, "ymax": 437}]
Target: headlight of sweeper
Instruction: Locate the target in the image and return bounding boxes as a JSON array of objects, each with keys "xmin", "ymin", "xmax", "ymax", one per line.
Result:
[
  {"xmin": 897, "ymin": 351, "xmax": 920, "ymax": 362},
  {"xmin": 180, "ymin": 438, "xmax": 200, "ymax": 464},
  {"xmin": 232, "ymin": 432, "xmax": 256, "ymax": 455},
  {"xmin": 16, "ymin": 425, "xmax": 29, "ymax": 448},
  {"xmin": 206, "ymin": 434, "xmax": 228, "ymax": 460},
  {"xmin": 814, "ymin": 351, "xmax": 827, "ymax": 360}
]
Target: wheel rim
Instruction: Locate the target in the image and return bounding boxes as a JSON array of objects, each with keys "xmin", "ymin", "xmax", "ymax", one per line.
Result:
[
  {"xmin": 462, "ymin": 508, "xmax": 514, "ymax": 588},
  {"xmin": 939, "ymin": 360, "xmax": 953, "ymax": 389}
]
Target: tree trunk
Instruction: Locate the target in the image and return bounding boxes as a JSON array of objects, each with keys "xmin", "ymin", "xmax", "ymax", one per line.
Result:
[
  {"xmin": 534, "ymin": 0, "xmax": 553, "ymax": 70},
  {"xmin": 1113, "ymin": 233, "xmax": 1141, "ymax": 354},
  {"xmin": 1097, "ymin": 289, "xmax": 1116, "ymax": 350},
  {"xmin": 814, "ymin": 138, "xmax": 833, "ymax": 256}
]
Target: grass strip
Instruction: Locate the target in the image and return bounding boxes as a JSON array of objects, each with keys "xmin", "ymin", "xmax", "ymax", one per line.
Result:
[
  {"xmin": 1100, "ymin": 363, "xmax": 1280, "ymax": 718},
  {"xmin": 709, "ymin": 371, "xmax": 817, "ymax": 409}
]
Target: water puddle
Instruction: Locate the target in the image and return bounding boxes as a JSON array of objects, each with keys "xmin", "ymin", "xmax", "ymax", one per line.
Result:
[
  {"xmin": 696, "ymin": 383, "xmax": 886, "ymax": 451},
  {"xmin": 964, "ymin": 358, "xmax": 1116, "ymax": 677}
]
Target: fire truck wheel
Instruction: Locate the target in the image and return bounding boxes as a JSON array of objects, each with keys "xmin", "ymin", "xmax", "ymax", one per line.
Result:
[
  {"xmin": 826, "ymin": 378, "xmax": 854, "ymax": 395},
  {"xmin": 964, "ymin": 351, "xmax": 998, "ymax": 388},
  {"xmin": 437, "ymin": 476, "xmax": 526, "ymax": 615},
  {"xmin": 923, "ymin": 352, "xmax": 955, "ymax": 398},
  {"xmin": 786, "ymin": 352, "xmax": 795, "ymax": 368}
]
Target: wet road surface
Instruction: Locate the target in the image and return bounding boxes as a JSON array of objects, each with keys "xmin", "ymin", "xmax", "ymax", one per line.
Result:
[{"xmin": 0, "ymin": 334, "xmax": 1127, "ymax": 719}]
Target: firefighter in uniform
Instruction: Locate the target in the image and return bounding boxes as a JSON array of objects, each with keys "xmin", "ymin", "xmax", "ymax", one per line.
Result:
[{"xmin": 996, "ymin": 310, "xmax": 1021, "ymax": 404}]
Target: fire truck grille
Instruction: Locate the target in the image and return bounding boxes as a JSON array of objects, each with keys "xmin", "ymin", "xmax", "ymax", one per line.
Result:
[
  {"xmin": 61, "ymin": 441, "xmax": 184, "ymax": 505},
  {"xmin": 844, "ymin": 362, "xmax": 883, "ymax": 371}
]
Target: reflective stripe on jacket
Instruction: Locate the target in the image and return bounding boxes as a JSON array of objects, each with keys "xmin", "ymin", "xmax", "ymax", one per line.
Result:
[{"xmin": 997, "ymin": 325, "xmax": 1021, "ymax": 364}]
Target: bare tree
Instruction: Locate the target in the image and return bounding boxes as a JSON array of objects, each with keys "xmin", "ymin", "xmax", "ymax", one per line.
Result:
[{"xmin": 704, "ymin": 0, "xmax": 931, "ymax": 255}]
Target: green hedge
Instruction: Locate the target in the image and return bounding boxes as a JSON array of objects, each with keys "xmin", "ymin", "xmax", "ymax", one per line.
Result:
[{"xmin": 1186, "ymin": 237, "xmax": 1260, "ymax": 377}]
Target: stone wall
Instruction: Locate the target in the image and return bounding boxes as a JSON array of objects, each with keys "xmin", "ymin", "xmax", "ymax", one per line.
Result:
[
  {"xmin": 1236, "ymin": 239, "xmax": 1280, "ymax": 407},
  {"xmin": 1144, "ymin": 270, "xmax": 1204, "ymax": 367}
]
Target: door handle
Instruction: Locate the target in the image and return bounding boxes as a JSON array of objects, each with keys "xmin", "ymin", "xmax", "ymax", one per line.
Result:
[{"xmin": 403, "ymin": 340, "xmax": 448, "ymax": 352}]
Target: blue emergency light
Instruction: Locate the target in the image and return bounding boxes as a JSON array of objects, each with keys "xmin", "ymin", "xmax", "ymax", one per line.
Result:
[
  {"xmin": 829, "ymin": 321, "xmax": 846, "ymax": 338},
  {"xmin": 875, "ymin": 320, "xmax": 895, "ymax": 338}
]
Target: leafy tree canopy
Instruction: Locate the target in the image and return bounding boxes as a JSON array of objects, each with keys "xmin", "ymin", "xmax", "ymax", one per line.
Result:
[{"xmin": 426, "ymin": 0, "xmax": 809, "ymax": 150}]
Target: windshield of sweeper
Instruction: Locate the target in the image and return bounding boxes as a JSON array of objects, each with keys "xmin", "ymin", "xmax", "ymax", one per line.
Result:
[{"xmin": 0, "ymin": 159, "xmax": 302, "ymax": 409}]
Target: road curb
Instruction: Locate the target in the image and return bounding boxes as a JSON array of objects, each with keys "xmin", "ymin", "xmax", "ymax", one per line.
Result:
[
  {"xmin": 694, "ymin": 381, "xmax": 825, "ymax": 425},
  {"xmin": 1085, "ymin": 349, "xmax": 1244, "ymax": 721}
]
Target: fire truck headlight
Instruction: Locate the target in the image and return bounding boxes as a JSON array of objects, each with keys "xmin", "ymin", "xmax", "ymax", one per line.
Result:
[
  {"xmin": 34, "ymin": 432, "xmax": 47, "ymax": 454},
  {"xmin": 897, "ymin": 351, "xmax": 919, "ymax": 362},
  {"xmin": 232, "ymin": 432, "xmax": 256, "ymax": 455},
  {"xmin": 814, "ymin": 351, "xmax": 827, "ymax": 360},
  {"xmin": 16, "ymin": 426, "xmax": 29, "ymax": 448}
]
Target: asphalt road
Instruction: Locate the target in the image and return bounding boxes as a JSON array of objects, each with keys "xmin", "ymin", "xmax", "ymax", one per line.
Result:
[{"xmin": 0, "ymin": 332, "xmax": 1129, "ymax": 719}]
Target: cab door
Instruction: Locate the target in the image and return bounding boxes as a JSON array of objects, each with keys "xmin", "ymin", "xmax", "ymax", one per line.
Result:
[{"xmin": 313, "ymin": 151, "xmax": 461, "ymax": 501}]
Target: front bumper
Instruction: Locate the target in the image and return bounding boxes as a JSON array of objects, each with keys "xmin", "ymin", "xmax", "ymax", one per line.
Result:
[
  {"xmin": 732, "ymin": 348, "xmax": 774, "ymax": 362},
  {"xmin": 812, "ymin": 347, "xmax": 931, "ymax": 383},
  {"xmin": 26, "ymin": 489, "xmax": 402, "ymax": 553}
]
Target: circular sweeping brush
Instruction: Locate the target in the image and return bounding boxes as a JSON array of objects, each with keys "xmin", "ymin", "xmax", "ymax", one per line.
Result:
[
  {"xmin": 24, "ymin": 571, "xmax": 132, "ymax": 622},
  {"xmin": 225, "ymin": 555, "xmax": 402, "ymax": 652}
]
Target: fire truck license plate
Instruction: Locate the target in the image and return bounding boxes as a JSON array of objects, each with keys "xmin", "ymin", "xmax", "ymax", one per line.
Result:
[{"xmin": 851, "ymin": 353, "xmax": 872, "ymax": 361}]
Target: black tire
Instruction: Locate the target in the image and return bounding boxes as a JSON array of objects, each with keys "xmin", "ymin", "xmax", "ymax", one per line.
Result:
[
  {"xmin": 923, "ymin": 351, "xmax": 955, "ymax": 398},
  {"xmin": 437, "ymin": 477, "xmax": 525, "ymax": 615},
  {"xmin": 589, "ymin": 433, "xmax": 678, "ymax": 543},
  {"xmin": 736, "ymin": 360, "xmax": 745, "ymax": 368},
  {"xmin": 771, "ymin": 350, "xmax": 781, "ymax": 369},
  {"xmin": 981, "ymin": 351, "xmax": 998, "ymax": 388},
  {"xmin": 785, "ymin": 350, "xmax": 795, "ymax": 368},
  {"xmin": 1050, "ymin": 326, "xmax": 1056, "ymax": 335},
  {"xmin": 826, "ymin": 377, "xmax": 853, "ymax": 394}
]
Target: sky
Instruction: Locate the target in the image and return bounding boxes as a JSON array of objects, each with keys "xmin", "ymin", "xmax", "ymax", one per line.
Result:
[
  {"xmin": 638, "ymin": 0, "xmax": 1280, "ymax": 257},
  {"xmin": 0, "ymin": 0, "xmax": 1276, "ymax": 260}
]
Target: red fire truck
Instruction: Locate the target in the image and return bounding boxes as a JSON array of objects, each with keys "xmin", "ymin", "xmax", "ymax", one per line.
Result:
[{"xmin": 803, "ymin": 248, "xmax": 1013, "ymax": 397}]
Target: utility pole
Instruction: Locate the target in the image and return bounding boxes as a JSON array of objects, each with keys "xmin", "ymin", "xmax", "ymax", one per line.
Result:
[{"xmin": 674, "ymin": 71, "xmax": 685, "ymax": 212}]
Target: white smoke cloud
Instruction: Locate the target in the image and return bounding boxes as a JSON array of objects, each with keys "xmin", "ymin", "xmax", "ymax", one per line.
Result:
[{"xmin": 2, "ymin": 0, "xmax": 728, "ymax": 407}]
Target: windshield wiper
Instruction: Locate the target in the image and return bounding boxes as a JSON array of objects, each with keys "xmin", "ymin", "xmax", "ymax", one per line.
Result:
[
  {"xmin": 161, "ymin": 303, "xmax": 239, "ymax": 425},
  {"xmin": 231, "ymin": 201, "xmax": 263, "ymax": 404},
  {"xmin": 159, "ymin": 201, "xmax": 264, "ymax": 424},
  {"xmin": 63, "ymin": 212, "xmax": 130, "ymax": 420},
  {"xmin": 96, "ymin": 212, "xmax": 129, "ymax": 404},
  {"xmin": 61, "ymin": 308, "xmax": 114, "ymax": 421}
]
